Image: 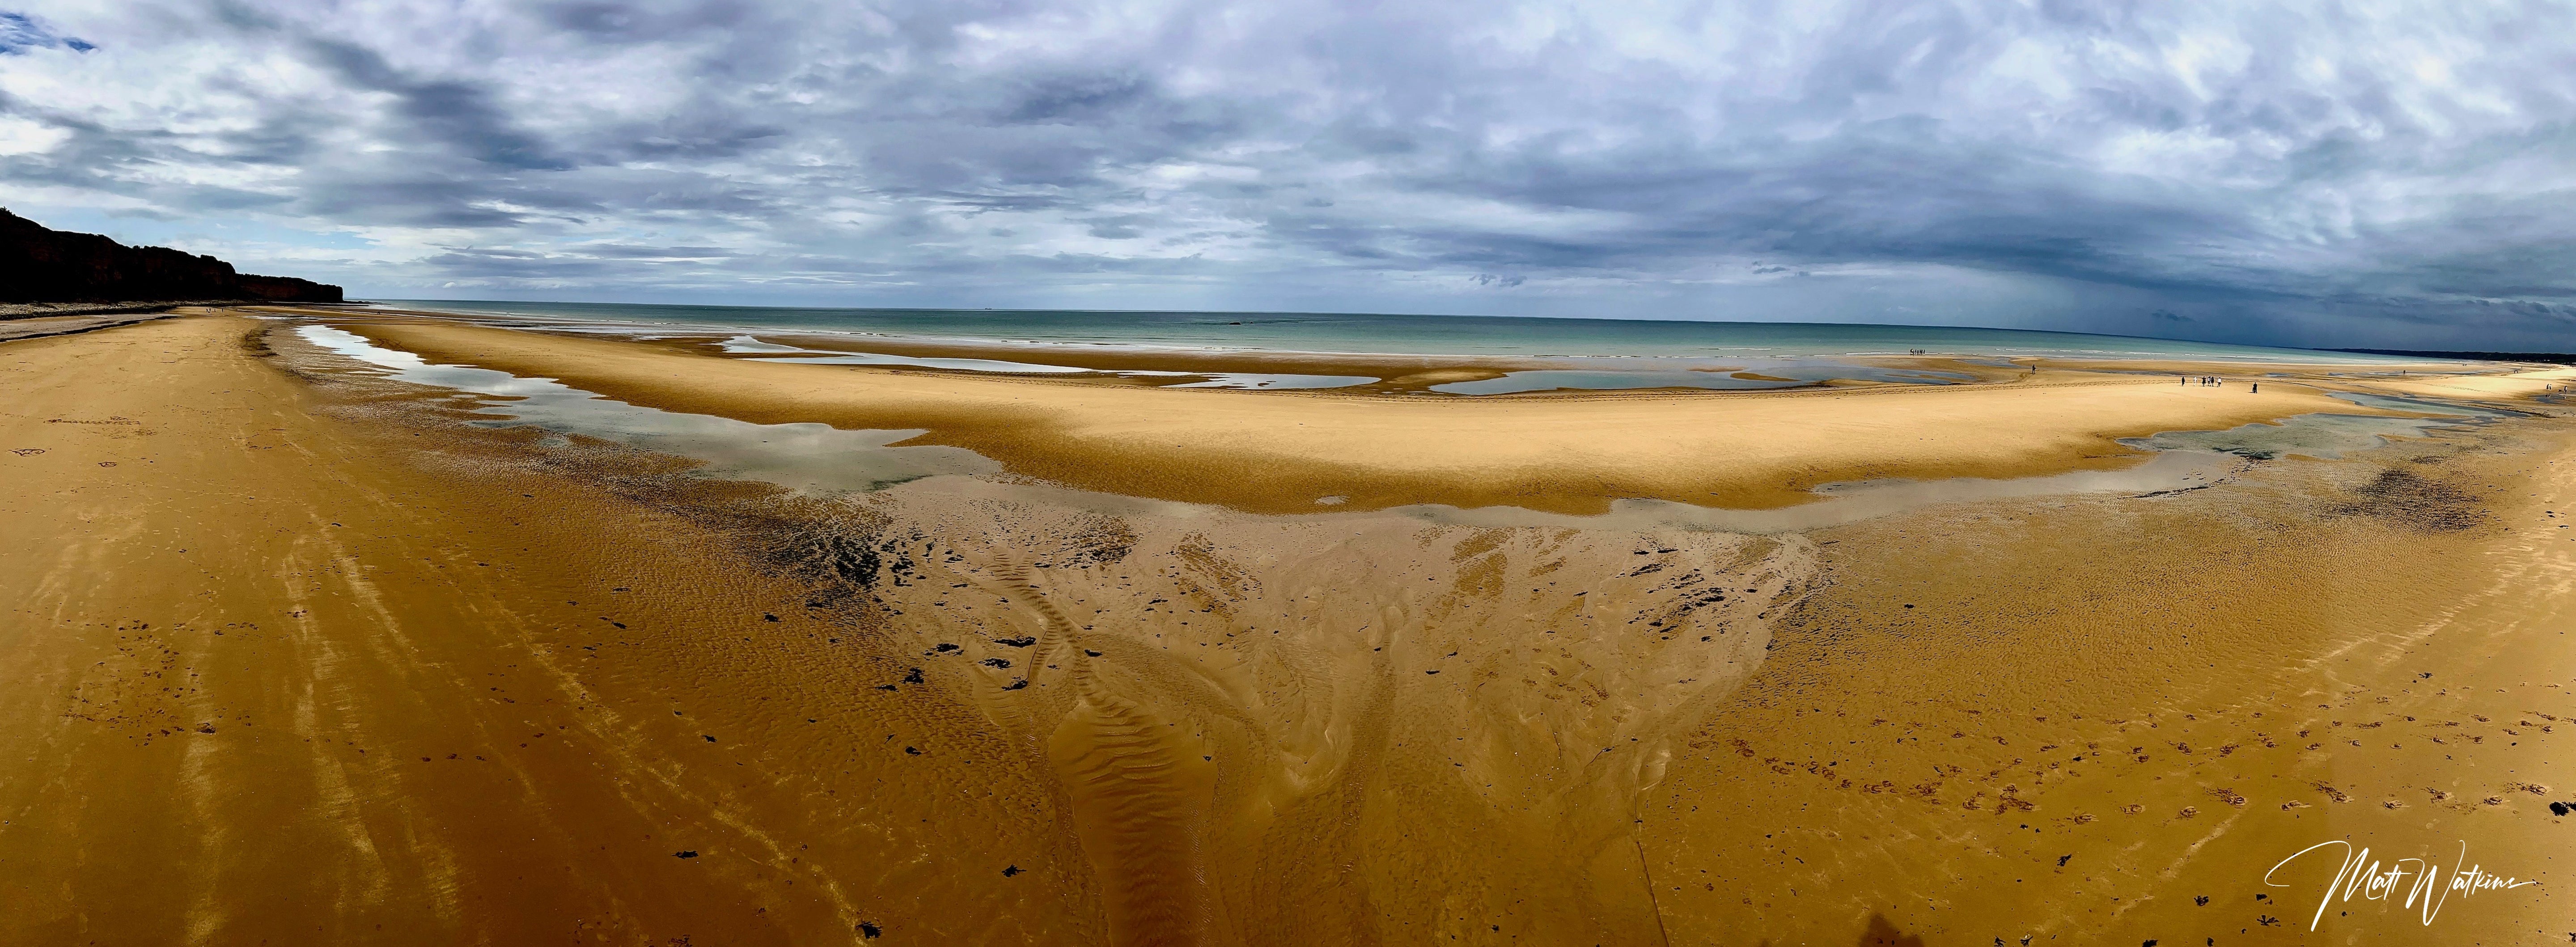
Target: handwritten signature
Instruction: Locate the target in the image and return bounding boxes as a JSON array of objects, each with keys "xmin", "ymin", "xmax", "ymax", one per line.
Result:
[{"xmin": 2264, "ymin": 840, "xmax": 2539, "ymax": 930}]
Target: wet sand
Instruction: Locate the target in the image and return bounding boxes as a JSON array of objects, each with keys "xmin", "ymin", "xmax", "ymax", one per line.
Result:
[
  {"xmin": 0, "ymin": 314, "xmax": 1104, "ymax": 942},
  {"xmin": 4, "ymin": 312, "xmax": 2568, "ymax": 945},
  {"xmin": 0, "ymin": 306, "xmax": 198, "ymax": 342}
]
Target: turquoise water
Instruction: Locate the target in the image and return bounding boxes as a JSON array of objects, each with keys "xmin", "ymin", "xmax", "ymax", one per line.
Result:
[{"xmin": 375, "ymin": 300, "xmax": 2432, "ymax": 364}]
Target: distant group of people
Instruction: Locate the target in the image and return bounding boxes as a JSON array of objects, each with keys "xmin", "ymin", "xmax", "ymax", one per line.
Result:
[{"xmin": 2182, "ymin": 374, "xmax": 2257, "ymax": 392}]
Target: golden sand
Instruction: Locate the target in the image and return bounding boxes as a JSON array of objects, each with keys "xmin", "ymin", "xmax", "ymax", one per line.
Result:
[
  {"xmin": 2371, "ymin": 365, "xmax": 2576, "ymax": 403},
  {"xmin": 0, "ymin": 316, "xmax": 1093, "ymax": 941},
  {"xmin": 4, "ymin": 312, "xmax": 2567, "ymax": 945}
]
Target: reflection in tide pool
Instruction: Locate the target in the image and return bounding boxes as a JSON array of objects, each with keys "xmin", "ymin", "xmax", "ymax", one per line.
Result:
[
  {"xmin": 2118, "ymin": 392, "xmax": 2508, "ymax": 460},
  {"xmin": 2328, "ymin": 391, "xmax": 2526, "ymax": 419},
  {"xmin": 1432, "ymin": 369, "xmax": 1781, "ymax": 394},
  {"xmin": 1430, "ymin": 365, "xmax": 1972, "ymax": 394},
  {"xmin": 297, "ymin": 325, "xmax": 996, "ymax": 492},
  {"xmin": 1386, "ymin": 449, "xmax": 2245, "ymax": 533},
  {"xmin": 1168, "ymin": 373, "xmax": 1378, "ymax": 390}
]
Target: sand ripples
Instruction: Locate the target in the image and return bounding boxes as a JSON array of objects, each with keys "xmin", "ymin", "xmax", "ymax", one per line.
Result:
[{"xmin": 784, "ymin": 487, "xmax": 1819, "ymax": 943}]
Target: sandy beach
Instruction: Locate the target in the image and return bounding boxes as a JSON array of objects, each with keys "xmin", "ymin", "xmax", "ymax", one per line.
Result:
[{"xmin": 4, "ymin": 310, "xmax": 2568, "ymax": 945}]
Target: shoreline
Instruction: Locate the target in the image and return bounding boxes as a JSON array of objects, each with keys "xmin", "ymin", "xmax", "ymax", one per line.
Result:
[
  {"xmin": 354, "ymin": 300, "xmax": 2495, "ymax": 365},
  {"xmin": 322, "ymin": 313, "xmax": 2545, "ymax": 515},
  {"xmin": 343, "ymin": 302, "xmax": 2517, "ymax": 383},
  {"xmin": 345, "ymin": 303, "xmax": 2056, "ymax": 391}
]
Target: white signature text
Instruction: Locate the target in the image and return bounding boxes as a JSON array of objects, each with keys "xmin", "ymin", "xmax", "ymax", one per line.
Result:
[{"xmin": 2263, "ymin": 840, "xmax": 2539, "ymax": 931}]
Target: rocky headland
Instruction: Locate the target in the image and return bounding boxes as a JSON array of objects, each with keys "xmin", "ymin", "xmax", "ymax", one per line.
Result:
[{"xmin": 0, "ymin": 208, "xmax": 343, "ymax": 315}]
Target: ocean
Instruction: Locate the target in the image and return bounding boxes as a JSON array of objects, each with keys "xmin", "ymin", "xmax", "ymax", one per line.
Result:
[{"xmin": 373, "ymin": 301, "xmax": 2427, "ymax": 365}]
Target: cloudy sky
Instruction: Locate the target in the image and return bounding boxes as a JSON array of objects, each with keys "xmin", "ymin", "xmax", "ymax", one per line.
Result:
[{"xmin": 2, "ymin": 1, "xmax": 2572, "ymax": 349}]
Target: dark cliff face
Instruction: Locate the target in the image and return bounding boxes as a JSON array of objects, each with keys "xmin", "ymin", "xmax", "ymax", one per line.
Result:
[
  {"xmin": 0, "ymin": 209, "xmax": 343, "ymax": 304},
  {"xmin": 235, "ymin": 274, "xmax": 344, "ymax": 303}
]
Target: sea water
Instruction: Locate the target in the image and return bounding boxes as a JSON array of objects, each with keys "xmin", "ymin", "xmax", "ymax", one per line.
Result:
[{"xmin": 376, "ymin": 300, "xmax": 2439, "ymax": 365}]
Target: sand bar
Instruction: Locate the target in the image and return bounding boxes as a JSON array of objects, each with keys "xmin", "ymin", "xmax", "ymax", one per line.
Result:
[{"xmin": 345, "ymin": 318, "xmax": 2447, "ymax": 514}]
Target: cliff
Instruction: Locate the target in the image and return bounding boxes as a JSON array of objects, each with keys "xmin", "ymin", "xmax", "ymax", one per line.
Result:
[{"xmin": 0, "ymin": 208, "xmax": 343, "ymax": 305}]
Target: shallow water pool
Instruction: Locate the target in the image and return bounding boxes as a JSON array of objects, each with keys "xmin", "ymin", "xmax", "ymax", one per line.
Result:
[{"xmin": 299, "ymin": 325, "xmax": 996, "ymax": 492}]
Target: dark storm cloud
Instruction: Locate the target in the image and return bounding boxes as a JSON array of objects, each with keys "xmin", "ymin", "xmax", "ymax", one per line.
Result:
[
  {"xmin": 7, "ymin": 0, "xmax": 2576, "ymax": 348},
  {"xmin": 0, "ymin": 11, "xmax": 89, "ymax": 53},
  {"xmin": 301, "ymin": 39, "xmax": 568, "ymax": 171}
]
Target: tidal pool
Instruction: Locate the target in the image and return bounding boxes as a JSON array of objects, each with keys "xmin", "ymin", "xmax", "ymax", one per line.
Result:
[
  {"xmin": 298, "ymin": 325, "xmax": 996, "ymax": 492},
  {"xmin": 2118, "ymin": 392, "xmax": 2510, "ymax": 460}
]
